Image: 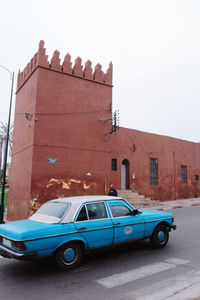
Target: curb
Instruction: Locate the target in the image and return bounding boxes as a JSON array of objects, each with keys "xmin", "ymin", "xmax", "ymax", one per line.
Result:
[{"xmin": 149, "ymin": 202, "xmax": 200, "ymax": 211}]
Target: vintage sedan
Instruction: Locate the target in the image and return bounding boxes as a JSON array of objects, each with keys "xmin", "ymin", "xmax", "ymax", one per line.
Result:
[{"xmin": 0, "ymin": 196, "xmax": 176, "ymax": 269}]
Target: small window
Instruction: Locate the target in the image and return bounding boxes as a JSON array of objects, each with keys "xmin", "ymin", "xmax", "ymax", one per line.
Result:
[
  {"xmin": 150, "ymin": 158, "xmax": 158, "ymax": 186},
  {"xmin": 110, "ymin": 205, "xmax": 132, "ymax": 217},
  {"xmin": 76, "ymin": 205, "xmax": 88, "ymax": 222},
  {"xmin": 195, "ymin": 175, "xmax": 199, "ymax": 181},
  {"xmin": 86, "ymin": 202, "xmax": 108, "ymax": 220},
  {"xmin": 112, "ymin": 158, "xmax": 117, "ymax": 171},
  {"xmin": 181, "ymin": 165, "xmax": 187, "ymax": 184}
]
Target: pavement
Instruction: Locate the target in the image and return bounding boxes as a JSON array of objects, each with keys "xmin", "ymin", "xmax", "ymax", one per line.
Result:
[{"xmin": 145, "ymin": 197, "xmax": 200, "ymax": 211}]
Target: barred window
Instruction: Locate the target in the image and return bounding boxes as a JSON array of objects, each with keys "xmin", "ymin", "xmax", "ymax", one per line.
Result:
[
  {"xmin": 112, "ymin": 158, "xmax": 117, "ymax": 171},
  {"xmin": 150, "ymin": 158, "xmax": 158, "ymax": 186},
  {"xmin": 181, "ymin": 166, "xmax": 187, "ymax": 184}
]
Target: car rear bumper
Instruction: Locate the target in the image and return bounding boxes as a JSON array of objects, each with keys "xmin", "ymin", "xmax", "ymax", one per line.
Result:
[{"xmin": 0, "ymin": 244, "xmax": 36, "ymax": 260}]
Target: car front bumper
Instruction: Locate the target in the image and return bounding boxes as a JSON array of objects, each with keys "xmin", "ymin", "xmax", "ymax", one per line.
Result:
[
  {"xmin": 0, "ymin": 244, "xmax": 36, "ymax": 260},
  {"xmin": 170, "ymin": 224, "xmax": 177, "ymax": 231}
]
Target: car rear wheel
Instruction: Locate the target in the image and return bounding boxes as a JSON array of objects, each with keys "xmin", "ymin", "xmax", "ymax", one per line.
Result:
[
  {"xmin": 150, "ymin": 225, "xmax": 169, "ymax": 248},
  {"xmin": 54, "ymin": 242, "xmax": 83, "ymax": 270}
]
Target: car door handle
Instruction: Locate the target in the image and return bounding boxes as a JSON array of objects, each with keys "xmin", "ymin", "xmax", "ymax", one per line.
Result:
[
  {"xmin": 114, "ymin": 222, "xmax": 121, "ymax": 225},
  {"xmin": 78, "ymin": 227, "xmax": 86, "ymax": 230}
]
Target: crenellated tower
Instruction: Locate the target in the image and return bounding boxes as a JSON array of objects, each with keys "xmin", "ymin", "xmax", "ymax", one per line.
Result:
[
  {"xmin": 8, "ymin": 40, "xmax": 113, "ymax": 220},
  {"xmin": 17, "ymin": 40, "xmax": 112, "ymax": 91}
]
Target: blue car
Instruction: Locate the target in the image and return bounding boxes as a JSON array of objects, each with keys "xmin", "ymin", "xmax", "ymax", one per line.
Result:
[{"xmin": 0, "ymin": 196, "xmax": 176, "ymax": 270}]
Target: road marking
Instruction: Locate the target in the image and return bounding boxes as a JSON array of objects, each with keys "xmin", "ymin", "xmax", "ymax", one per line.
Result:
[
  {"xmin": 95, "ymin": 257, "xmax": 190, "ymax": 289},
  {"xmin": 126, "ymin": 270, "xmax": 200, "ymax": 300}
]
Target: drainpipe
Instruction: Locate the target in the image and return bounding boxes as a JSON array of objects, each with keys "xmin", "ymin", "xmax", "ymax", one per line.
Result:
[{"xmin": 173, "ymin": 151, "xmax": 176, "ymax": 200}]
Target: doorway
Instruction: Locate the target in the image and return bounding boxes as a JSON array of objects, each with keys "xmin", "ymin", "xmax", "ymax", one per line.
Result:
[{"xmin": 121, "ymin": 159, "xmax": 130, "ymax": 189}]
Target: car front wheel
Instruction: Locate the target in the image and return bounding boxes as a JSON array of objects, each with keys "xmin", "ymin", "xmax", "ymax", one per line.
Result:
[
  {"xmin": 150, "ymin": 225, "xmax": 169, "ymax": 248},
  {"xmin": 54, "ymin": 242, "xmax": 83, "ymax": 270}
]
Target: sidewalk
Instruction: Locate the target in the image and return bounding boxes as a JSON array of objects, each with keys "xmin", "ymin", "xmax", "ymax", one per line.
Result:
[{"xmin": 144, "ymin": 197, "xmax": 200, "ymax": 211}]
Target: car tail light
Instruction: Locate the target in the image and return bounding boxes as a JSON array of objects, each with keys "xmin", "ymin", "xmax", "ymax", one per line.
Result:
[
  {"xmin": 11, "ymin": 241, "xmax": 26, "ymax": 251},
  {"xmin": 172, "ymin": 216, "xmax": 174, "ymax": 223}
]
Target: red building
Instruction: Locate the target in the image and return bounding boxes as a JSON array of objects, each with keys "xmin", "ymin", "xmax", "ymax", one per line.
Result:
[{"xmin": 8, "ymin": 41, "xmax": 200, "ymax": 220}]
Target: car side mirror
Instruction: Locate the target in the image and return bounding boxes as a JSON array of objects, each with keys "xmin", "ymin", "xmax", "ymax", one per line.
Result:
[{"xmin": 132, "ymin": 209, "xmax": 140, "ymax": 216}]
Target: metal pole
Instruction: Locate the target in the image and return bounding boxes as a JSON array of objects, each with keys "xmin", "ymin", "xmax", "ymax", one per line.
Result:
[{"xmin": 0, "ymin": 72, "xmax": 14, "ymax": 223}]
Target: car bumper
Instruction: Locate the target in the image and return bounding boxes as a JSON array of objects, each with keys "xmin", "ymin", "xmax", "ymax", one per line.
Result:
[
  {"xmin": 170, "ymin": 224, "xmax": 177, "ymax": 231},
  {"xmin": 0, "ymin": 244, "xmax": 36, "ymax": 260}
]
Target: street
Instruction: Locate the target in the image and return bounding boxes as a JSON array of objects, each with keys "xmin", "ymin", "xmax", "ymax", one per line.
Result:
[{"xmin": 0, "ymin": 206, "xmax": 200, "ymax": 300}]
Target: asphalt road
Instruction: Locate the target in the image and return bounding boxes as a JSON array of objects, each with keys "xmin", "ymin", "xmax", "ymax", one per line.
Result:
[{"xmin": 0, "ymin": 207, "xmax": 200, "ymax": 300}]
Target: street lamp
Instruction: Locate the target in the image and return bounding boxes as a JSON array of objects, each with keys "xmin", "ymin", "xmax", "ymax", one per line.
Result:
[{"xmin": 0, "ymin": 65, "xmax": 14, "ymax": 224}]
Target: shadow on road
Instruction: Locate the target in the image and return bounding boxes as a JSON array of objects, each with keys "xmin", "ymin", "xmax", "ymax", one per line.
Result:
[{"xmin": 0, "ymin": 239, "xmax": 156, "ymax": 279}]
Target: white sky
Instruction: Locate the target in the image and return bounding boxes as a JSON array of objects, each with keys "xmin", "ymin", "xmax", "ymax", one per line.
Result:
[{"xmin": 1, "ymin": 0, "xmax": 200, "ymax": 142}]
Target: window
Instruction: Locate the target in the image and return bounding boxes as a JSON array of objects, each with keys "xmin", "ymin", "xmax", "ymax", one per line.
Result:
[
  {"xmin": 181, "ymin": 166, "xmax": 187, "ymax": 184},
  {"xmin": 110, "ymin": 205, "xmax": 132, "ymax": 217},
  {"xmin": 150, "ymin": 158, "xmax": 158, "ymax": 186},
  {"xmin": 195, "ymin": 175, "xmax": 199, "ymax": 181},
  {"xmin": 112, "ymin": 158, "xmax": 117, "ymax": 171},
  {"xmin": 86, "ymin": 202, "xmax": 108, "ymax": 220},
  {"xmin": 76, "ymin": 205, "xmax": 88, "ymax": 222},
  {"xmin": 36, "ymin": 202, "xmax": 70, "ymax": 219}
]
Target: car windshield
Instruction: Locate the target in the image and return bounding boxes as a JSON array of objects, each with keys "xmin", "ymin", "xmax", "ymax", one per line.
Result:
[{"xmin": 36, "ymin": 202, "xmax": 70, "ymax": 219}]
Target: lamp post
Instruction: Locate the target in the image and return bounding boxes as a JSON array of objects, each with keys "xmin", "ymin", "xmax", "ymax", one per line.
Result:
[{"xmin": 0, "ymin": 65, "xmax": 14, "ymax": 224}]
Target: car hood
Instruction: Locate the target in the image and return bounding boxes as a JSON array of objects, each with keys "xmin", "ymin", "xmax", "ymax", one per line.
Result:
[
  {"xmin": 0, "ymin": 219, "xmax": 73, "ymax": 241},
  {"xmin": 139, "ymin": 209, "xmax": 172, "ymax": 222}
]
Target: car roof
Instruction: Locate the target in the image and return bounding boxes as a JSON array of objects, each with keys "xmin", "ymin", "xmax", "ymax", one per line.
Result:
[
  {"xmin": 31, "ymin": 196, "xmax": 127, "ymax": 224},
  {"xmin": 50, "ymin": 196, "xmax": 125, "ymax": 223},
  {"xmin": 50, "ymin": 195, "xmax": 123, "ymax": 205}
]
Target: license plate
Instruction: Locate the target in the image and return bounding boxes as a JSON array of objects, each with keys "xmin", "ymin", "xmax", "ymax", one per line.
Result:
[{"xmin": 2, "ymin": 238, "xmax": 12, "ymax": 247}]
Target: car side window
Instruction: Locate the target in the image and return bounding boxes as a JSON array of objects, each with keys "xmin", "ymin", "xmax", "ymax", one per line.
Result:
[
  {"xmin": 86, "ymin": 202, "xmax": 108, "ymax": 220},
  {"xmin": 76, "ymin": 205, "xmax": 88, "ymax": 222},
  {"xmin": 110, "ymin": 205, "xmax": 132, "ymax": 217}
]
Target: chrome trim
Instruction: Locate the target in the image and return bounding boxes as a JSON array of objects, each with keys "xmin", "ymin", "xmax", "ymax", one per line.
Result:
[
  {"xmin": 145, "ymin": 218, "xmax": 172, "ymax": 224},
  {"xmin": 0, "ymin": 244, "xmax": 25, "ymax": 257}
]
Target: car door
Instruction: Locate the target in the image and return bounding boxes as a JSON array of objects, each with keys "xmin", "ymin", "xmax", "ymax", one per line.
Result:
[
  {"xmin": 74, "ymin": 201, "xmax": 113, "ymax": 249},
  {"xmin": 107, "ymin": 200, "xmax": 145, "ymax": 244}
]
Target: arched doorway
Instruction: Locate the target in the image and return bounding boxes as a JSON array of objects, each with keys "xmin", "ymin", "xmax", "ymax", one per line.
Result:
[{"xmin": 121, "ymin": 159, "xmax": 130, "ymax": 190}]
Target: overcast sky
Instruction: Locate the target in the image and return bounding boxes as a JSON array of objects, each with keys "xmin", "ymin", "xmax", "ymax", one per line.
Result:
[{"xmin": 1, "ymin": 0, "xmax": 200, "ymax": 142}]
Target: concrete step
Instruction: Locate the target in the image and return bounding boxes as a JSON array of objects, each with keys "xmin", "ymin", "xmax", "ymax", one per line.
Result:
[{"xmin": 118, "ymin": 189, "xmax": 159, "ymax": 208}]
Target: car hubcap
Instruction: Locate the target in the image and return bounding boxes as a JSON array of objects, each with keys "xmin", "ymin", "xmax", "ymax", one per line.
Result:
[
  {"xmin": 64, "ymin": 248, "xmax": 76, "ymax": 263},
  {"xmin": 158, "ymin": 231, "xmax": 165, "ymax": 242}
]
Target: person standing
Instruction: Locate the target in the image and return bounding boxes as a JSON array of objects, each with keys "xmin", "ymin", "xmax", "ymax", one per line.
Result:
[{"xmin": 108, "ymin": 184, "xmax": 118, "ymax": 196}]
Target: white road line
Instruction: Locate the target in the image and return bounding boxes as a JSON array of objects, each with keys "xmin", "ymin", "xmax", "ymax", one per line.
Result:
[
  {"xmin": 126, "ymin": 270, "xmax": 200, "ymax": 300},
  {"xmin": 95, "ymin": 257, "xmax": 190, "ymax": 289}
]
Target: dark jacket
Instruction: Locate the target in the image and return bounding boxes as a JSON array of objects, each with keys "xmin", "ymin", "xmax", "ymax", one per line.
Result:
[{"xmin": 108, "ymin": 188, "xmax": 118, "ymax": 197}]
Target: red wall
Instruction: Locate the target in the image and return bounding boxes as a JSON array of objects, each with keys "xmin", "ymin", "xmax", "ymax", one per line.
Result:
[
  {"xmin": 109, "ymin": 128, "xmax": 200, "ymax": 200},
  {"xmin": 8, "ymin": 70, "xmax": 38, "ymax": 219},
  {"xmin": 7, "ymin": 41, "xmax": 200, "ymax": 220}
]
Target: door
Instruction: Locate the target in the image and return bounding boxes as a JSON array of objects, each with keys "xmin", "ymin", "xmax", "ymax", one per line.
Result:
[
  {"xmin": 121, "ymin": 159, "xmax": 130, "ymax": 189},
  {"xmin": 74, "ymin": 202, "xmax": 113, "ymax": 249},
  {"xmin": 107, "ymin": 200, "xmax": 145, "ymax": 244},
  {"xmin": 121, "ymin": 164, "xmax": 126, "ymax": 189}
]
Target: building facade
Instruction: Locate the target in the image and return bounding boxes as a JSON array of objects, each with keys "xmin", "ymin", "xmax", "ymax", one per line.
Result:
[{"xmin": 8, "ymin": 41, "xmax": 200, "ymax": 220}]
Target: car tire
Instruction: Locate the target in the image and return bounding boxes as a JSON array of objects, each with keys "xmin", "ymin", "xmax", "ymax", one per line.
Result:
[
  {"xmin": 150, "ymin": 225, "xmax": 169, "ymax": 248},
  {"xmin": 54, "ymin": 242, "xmax": 83, "ymax": 270}
]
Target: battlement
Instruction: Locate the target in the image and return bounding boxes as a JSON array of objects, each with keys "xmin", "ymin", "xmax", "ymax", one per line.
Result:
[{"xmin": 17, "ymin": 40, "xmax": 113, "ymax": 91}]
